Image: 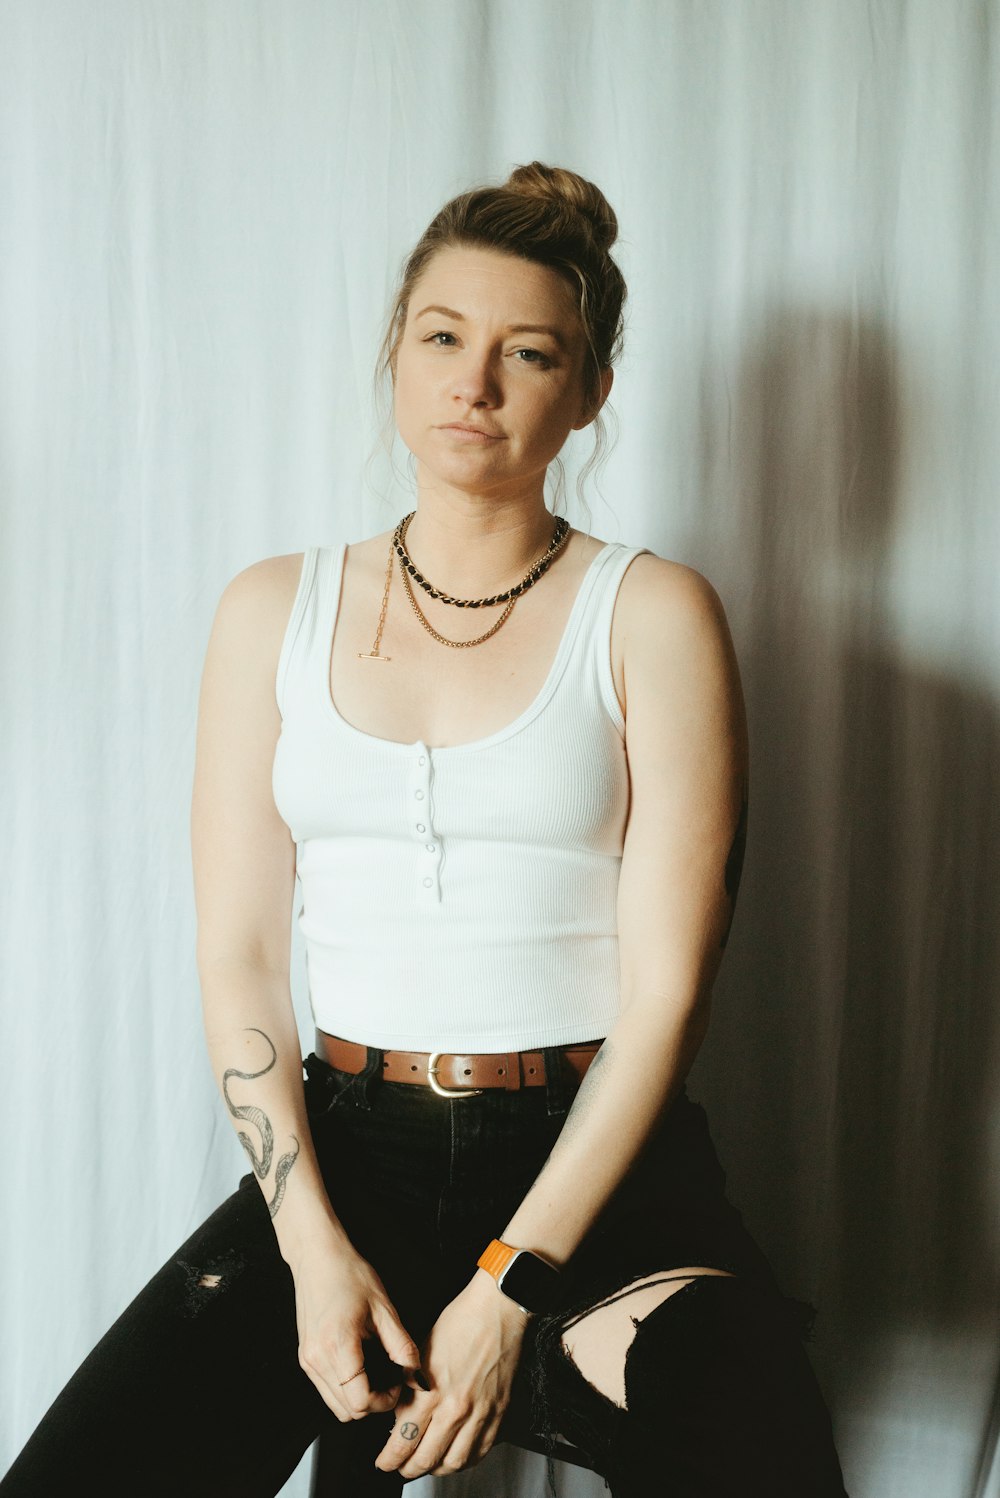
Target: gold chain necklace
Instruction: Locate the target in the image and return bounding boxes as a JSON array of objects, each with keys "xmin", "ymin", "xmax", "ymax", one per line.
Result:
[
  {"xmin": 358, "ymin": 511, "xmax": 571, "ymax": 660},
  {"xmin": 398, "ymin": 558, "xmax": 517, "ymax": 649}
]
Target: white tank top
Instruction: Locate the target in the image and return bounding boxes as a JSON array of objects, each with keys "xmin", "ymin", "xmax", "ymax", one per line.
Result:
[{"xmin": 272, "ymin": 538, "xmax": 650, "ymax": 1051}]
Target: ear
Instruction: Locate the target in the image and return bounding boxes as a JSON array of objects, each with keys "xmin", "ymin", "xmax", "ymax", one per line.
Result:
[{"xmin": 572, "ymin": 366, "xmax": 614, "ymax": 430}]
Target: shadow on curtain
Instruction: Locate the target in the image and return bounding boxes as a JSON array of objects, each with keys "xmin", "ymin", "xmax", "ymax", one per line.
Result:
[{"xmin": 689, "ymin": 304, "xmax": 1000, "ymax": 1482}]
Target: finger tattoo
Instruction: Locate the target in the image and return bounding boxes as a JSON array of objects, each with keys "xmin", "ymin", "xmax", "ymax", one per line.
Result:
[{"xmin": 398, "ymin": 1421, "xmax": 419, "ymax": 1441}]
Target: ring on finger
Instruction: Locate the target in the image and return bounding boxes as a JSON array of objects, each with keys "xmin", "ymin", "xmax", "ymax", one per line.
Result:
[{"xmin": 339, "ymin": 1365, "xmax": 366, "ymax": 1385}]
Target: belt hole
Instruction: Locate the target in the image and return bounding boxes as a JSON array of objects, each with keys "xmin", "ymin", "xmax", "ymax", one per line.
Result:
[
  {"xmin": 382, "ymin": 1060, "xmax": 389, "ymax": 1068},
  {"xmin": 497, "ymin": 1067, "xmax": 504, "ymax": 1075},
  {"xmin": 410, "ymin": 1064, "xmax": 418, "ymax": 1072},
  {"xmin": 529, "ymin": 1066, "xmax": 536, "ymax": 1074},
  {"xmin": 464, "ymin": 1068, "xmax": 471, "ymax": 1076}
]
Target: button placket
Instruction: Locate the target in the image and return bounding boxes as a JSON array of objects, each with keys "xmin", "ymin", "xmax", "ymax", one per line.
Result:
[{"xmin": 410, "ymin": 741, "xmax": 442, "ymax": 902}]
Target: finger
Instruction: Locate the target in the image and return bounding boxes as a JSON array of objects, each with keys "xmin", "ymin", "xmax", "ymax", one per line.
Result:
[
  {"xmin": 357, "ymin": 1333, "xmax": 423, "ymax": 1400},
  {"xmin": 371, "ymin": 1299, "xmax": 422, "ymax": 1374},
  {"xmin": 302, "ymin": 1337, "xmax": 379, "ymax": 1421},
  {"xmin": 427, "ymin": 1408, "xmax": 492, "ymax": 1477},
  {"xmin": 339, "ymin": 1337, "xmax": 409, "ymax": 1414},
  {"xmin": 342, "ymin": 1368, "xmax": 403, "ymax": 1417},
  {"xmin": 373, "ymin": 1401, "xmax": 434, "ymax": 1474},
  {"xmin": 309, "ymin": 1373, "xmax": 353, "ymax": 1423},
  {"xmin": 330, "ymin": 1336, "xmax": 386, "ymax": 1418},
  {"xmin": 297, "ymin": 1350, "xmax": 353, "ymax": 1424},
  {"xmin": 398, "ymin": 1411, "xmax": 468, "ymax": 1482},
  {"xmin": 441, "ymin": 1411, "xmax": 495, "ymax": 1475},
  {"xmin": 390, "ymin": 1402, "xmax": 472, "ymax": 1482}
]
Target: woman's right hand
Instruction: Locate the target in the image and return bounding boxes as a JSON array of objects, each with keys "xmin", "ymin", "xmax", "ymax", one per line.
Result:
[{"xmin": 291, "ymin": 1242, "xmax": 424, "ymax": 1422}]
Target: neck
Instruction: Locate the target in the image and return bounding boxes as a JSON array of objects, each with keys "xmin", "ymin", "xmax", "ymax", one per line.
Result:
[{"xmin": 401, "ymin": 497, "xmax": 561, "ymax": 598}]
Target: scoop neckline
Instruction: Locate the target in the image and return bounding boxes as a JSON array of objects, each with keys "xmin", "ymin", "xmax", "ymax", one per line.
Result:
[{"xmin": 320, "ymin": 538, "xmax": 617, "ymax": 754}]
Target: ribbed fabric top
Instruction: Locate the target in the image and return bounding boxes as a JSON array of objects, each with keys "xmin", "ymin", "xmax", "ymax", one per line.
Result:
[{"xmin": 271, "ymin": 538, "xmax": 649, "ymax": 1051}]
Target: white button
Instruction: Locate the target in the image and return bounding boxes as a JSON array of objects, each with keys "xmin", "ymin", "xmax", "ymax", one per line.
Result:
[
  {"xmin": 418, "ymin": 755, "xmax": 426, "ymax": 765},
  {"xmin": 414, "ymin": 790, "xmax": 424, "ymax": 800},
  {"xmin": 422, "ymin": 876, "xmax": 433, "ymax": 888},
  {"xmin": 416, "ymin": 823, "xmax": 426, "ymax": 833},
  {"xmin": 426, "ymin": 843, "xmax": 436, "ymax": 852}
]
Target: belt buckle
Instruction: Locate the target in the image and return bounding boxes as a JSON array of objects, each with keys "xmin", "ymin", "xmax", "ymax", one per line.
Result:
[{"xmin": 427, "ymin": 1051, "xmax": 484, "ymax": 1099}]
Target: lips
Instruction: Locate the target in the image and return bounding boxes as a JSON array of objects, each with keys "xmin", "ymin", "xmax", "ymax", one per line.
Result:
[{"xmin": 438, "ymin": 423, "xmax": 503, "ymax": 438}]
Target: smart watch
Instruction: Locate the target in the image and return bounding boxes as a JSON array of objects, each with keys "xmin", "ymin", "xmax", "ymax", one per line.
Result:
[{"xmin": 476, "ymin": 1238, "xmax": 561, "ymax": 1314}]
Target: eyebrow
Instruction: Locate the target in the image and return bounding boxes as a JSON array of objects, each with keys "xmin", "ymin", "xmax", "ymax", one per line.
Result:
[{"xmin": 414, "ymin": 305, "xmax": 568, "ymax": 351}]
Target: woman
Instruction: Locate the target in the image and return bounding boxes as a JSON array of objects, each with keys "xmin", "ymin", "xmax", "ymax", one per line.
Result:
[{"xmin": 2, "ymin": 162, "xmax": 849, "ymax": 1496}]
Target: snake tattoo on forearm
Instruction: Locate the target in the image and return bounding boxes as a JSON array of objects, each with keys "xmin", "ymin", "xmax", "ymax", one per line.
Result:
[{"xmin": 222, "ymin": 1027, "xmax": 300, "ymax": 1219}]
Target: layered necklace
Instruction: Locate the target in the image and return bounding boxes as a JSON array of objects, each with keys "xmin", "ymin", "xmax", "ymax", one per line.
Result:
[{"xmin": 358, "ymin": 510, "xmax": 571, "ymax": 661}]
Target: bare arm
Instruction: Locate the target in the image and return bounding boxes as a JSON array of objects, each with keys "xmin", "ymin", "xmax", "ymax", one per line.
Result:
[
  {"xmin": 489, "ymin": 556, "xmax": 749, "ymax": 1269},
  {"xmin": 191, "ymin": 558, "xmax": 343, "ymax": 1257},
  {"xmin": 190, "ymin": 558, "xmax": 420, "ymax": 1417}
]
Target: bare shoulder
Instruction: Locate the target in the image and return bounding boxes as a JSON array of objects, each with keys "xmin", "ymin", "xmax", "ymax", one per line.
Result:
[
  {"xmin": 221, "ymin": 550, "xmax": 305, "ymax": 610},
  {"xmin": 212, "ymin": 551, "xmax": 306, "ymax": 645},
  {"xmin": 613, "ymin": 550, "xmax": 743, "ymax": 737},
  {"xmin": 616, "ymin": 550, "xmax": 730, "ymax": 642},
  {"xmin": 196, "ymin": 553, "xmax": 309, "ymax": 720}
]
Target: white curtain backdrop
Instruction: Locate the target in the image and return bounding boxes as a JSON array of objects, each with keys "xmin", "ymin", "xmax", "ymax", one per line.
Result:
[{"xmin": 2, "ymin": 3, "xmax": 998, "ymax": 1494}]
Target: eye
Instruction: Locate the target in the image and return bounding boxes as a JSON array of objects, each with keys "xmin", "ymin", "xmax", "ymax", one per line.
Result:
[
  {"xmin": 513, "ymin": 348, "xmax": 553, "ymax": 368},
  {"xmin": 422, "ymin": 332, "xmax": 553, "ymax": 369}
]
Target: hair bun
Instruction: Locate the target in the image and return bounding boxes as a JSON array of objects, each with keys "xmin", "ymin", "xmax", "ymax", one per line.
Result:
[{"xmin": 505, "ymin": 161, "xmax": 618, "ymax": 254}]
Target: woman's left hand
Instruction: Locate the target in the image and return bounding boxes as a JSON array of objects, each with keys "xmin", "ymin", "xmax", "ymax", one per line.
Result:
[{"xmin": 373, "ymin": 1269, "xmax": 531, "ymax": 1479}]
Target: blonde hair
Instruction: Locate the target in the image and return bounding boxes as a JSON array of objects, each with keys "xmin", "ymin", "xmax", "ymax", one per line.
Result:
[{"xmin": 371, "ymin": 161, "xmax": 627, "ymax": 516}]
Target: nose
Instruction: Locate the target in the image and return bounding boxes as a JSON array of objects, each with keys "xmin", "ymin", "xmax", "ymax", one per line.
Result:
[{"xmin": 448, "ymin": 346, "xmax": 501, "ymax": 408}]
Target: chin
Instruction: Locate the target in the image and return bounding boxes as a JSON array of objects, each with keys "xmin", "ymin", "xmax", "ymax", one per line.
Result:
[{"xmin": 417, "ymin": 447, "xmax": 508, "ymax": 484}]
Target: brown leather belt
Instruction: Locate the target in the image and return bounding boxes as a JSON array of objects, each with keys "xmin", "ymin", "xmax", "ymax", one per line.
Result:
[{"xmin": 315, "ymin": 1029, "xmax": 603, "ymax": 1097}]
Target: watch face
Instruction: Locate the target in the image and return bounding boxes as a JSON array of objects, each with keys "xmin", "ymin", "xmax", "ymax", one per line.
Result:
[{"xmin": 499, "ymin": 1250, "xmax": 561, "ymax": 1313}]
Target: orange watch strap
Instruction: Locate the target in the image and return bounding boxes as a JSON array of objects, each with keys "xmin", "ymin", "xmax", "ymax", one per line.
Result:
[{"xmin": 477, "ymin": 1238, "xmax": 518, "ymax": 1280}]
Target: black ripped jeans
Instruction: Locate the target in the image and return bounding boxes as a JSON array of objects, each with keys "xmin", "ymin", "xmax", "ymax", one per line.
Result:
[{"xmin": 2, "ymin": 1046, "xmax": 849, "ymax": 1497}]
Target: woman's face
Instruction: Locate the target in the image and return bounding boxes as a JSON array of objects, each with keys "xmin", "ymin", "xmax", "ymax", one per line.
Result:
[{"xmin": 392, "ymin": 244, "xmax": 607, "ymax": 500}]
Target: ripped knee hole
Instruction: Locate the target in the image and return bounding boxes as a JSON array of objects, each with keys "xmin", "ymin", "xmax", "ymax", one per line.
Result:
[{"xmin": 559, "ymin": 1267, "xmax": 736, "ymax": 1409}]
